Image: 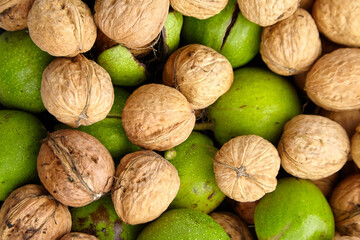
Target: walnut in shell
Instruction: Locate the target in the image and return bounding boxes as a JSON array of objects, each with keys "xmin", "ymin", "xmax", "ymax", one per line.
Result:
[
  {"xmin": 60, "ymin": 232, "xmax": 99, "ymax": 240},
  {"xmin": 351, "ymin": 126, "xmax": 360, "ymax": 168},
  {"xmin": 122, "ymin": 84, "xmax": 196, "ymax": 151},
  {"xmin": 319, "ymin": 109, "xmax": 360, "ymax": 138},
  {"xmin": 163, "ymin": 44, "xmax": 233, "ymax": 109},
  {"xmin": 300, "ymin": 0, "xmax": 315, "ymax": 11},
  {"xmin": 170, "ymin": 0, "xmax": 228, "ymax": 19},
  {"xmin": 112, "ymin": 150, "xmax": 180, "ymax": 225},
  {"xmin": 260, "ymin": 8, "xmax": 321, "ymax": 76},
  {"xmin": 27, "ymin": 0, "xmax": 97, "ymax": 57},
  {"xmin": 226, "ymin": 198, "xmax": 259, "ymax": 225},
  {"xmin": 0, "ymin": 0, "xmax": 33, "ymax": 31},
  {"xmin": 309, "ymin": 172, "xmax": 338, "ymax": 198},
  {"xmin": 334, "ymin": 233, "xmax": 360, "ymax": 240},
  {"xmin": 37, "ymin": 129, "xmax": 115, "ymax": 207},
  {"xmin": 0, "ymin": 184, "xmax": 71, "ymax": 240},
  {"xmin": 278, "ymin": 114, "xmax": 350, "ymax": 180},
  {"xmin": 41, "ymin": 54, "xmax": 114, "ymax": 128},
  {"xmin": 213, "ymin": 135, "xmax": 281, "ymax": 202}
]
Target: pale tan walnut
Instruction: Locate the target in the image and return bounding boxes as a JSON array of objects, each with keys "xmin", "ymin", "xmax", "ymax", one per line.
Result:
[
  {"xmin": 0, "ymin": 184, "xmax": 71, "ymax": 240},
  {"xmin": 94, "ymin": 0, "xmax": 169, "ymax": 49},
  {"xmin": 260, "ymin": 8, "xmax": 321, "ymax": 76},
  {"xmin": 41, "ymin": 54, "xmax": 114, "ymax": 128},
  {"xmin": 213, "ymin": 135, "xmax": 281, "ymax": 202},
  {"xmin": 122, "ymin": 84, "xmax": 196, "ymax": 151},
  {"xmin": 334, "ymin": 232, "xmax": 360, "ymax": 240},
  {"xmin": 237, "ymin": 0, "xmax": 300, "ymax": 27},
  {"xmin": 27, "ymin": 0, "xmax": 97, "ymax": 57},
  {"xmin": 163, "ymin": 44, "xmax": 233, "ymax": 110},
  {"xmin": 309, "ymin": 172, "xmax": 338, "ymax": 198},
  {"xmin": 226, "ymin": 198, "xmax": 259, "ymax": 225},
  {"xmin": 60, "ymin": 232, "xmax": 99, "ymax": 240},
  {"xmin": 0, "ymin": 0, "xmax": 33, "ymax": 31},
  {"xmin": 37, "ymin": 129, "xmax": 115, "ymax": 208},
  {"xmin": 351, "ymin": 126, "xmax": 360, "ymax": 168},
  {"xmin": 278, "ymin": 114, "xmax": 350, "ymax": 180},
  {"xmin": 170, "ymin": 0, "xmax": 228, "ymax": 19},
  {"xmin": 112, "ymin": 150, "xmax": 180, "ymax": 225},
  {"xmin": 305, "ymin": 48, "xmax": 360, "ymax": 111},
  {"xmin": 319, "ymin": 109, "xmax": 360, "ymax": 138}
]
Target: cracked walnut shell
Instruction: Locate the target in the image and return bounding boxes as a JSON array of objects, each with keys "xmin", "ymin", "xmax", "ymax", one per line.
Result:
[
  {"xmin": 170, "ymin": 0, "xmax": 228, "ymax": 19},
  {"xmin": 0, "ymin": 0, "xmax": 33, "ymax": 31}
]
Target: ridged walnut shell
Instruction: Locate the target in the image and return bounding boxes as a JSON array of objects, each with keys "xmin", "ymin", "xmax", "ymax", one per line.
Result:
[
  {"xmin": 122, "ymin": 84, "xmax": 196, "ymax": 151},
  {"xmin": 41, "ymin": 54, "xmax": 114, "ymax": 128},
  {"xmin": 320, "ymin": 109, "xmax": 360, "ymax": 138},
  {"xmin": 170, "ymin": 0, "xmax": 228, "ymax": 19},
  {"xmin": 237, "ymin": 0, "xmax": 300, "ymax": 27},
  {"xmin": 213, "ymin": 135, "xmax": 281, "ymax": 202},
  {"xmin": 305, "ymin": 48, "xmax": 360, "ymax": 111},
  {"xmin": 260, "ymin": 8, "xmax": 321, "ymax": 76},
  {"xmin": 27, "ymin": 0, "xmax": 97, "ymax": 57},
  {"xmin": 94, "ymin": 0, "xmax": 169, "ymax": 49},
  {"xmin": 278, "ymin": 114, "xmax": 350, "ymax": 180},
  {"xmin": 0, "ymin": 0, "xmax": 33, "ymax": 31},
  {"xmin": 351, "ymin": 126, "xmax": 360, "ymax": 168},
  {"xmin": 37, "ymin": 129, "xmax": 115, "ymax": 207},
  {"xmin": 112, "ymin": 150, "xmax": 180, "ymax": 225},
  {"xmin": 60, "ymin": 232, "xmax": 99, "ymax": 240},
  {"xmin": 0, "ymin": 184, "xmax": 71, "ymax": 240},
  {"xmin": 163, "ymin": 44, "xmax": 233, "ymax": 109}
]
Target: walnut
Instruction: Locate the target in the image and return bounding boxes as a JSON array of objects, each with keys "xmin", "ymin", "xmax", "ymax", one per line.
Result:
[
  {"xmin": 299, "ymin": 0, "xmax": 315, "ymax": 11},
  {"xmin": 112, "ymin": 150, "xmax": 180, "ymax": 225},
  {"xmin": 309, "ymin": 172, "xmax": 338, "ymax": 198},
  {"xmin": 334, "ymin": 232, "xmax": 360, "ymax": 240},
  {"xmin": 260, "ymin": 8, "xmax": 321, "ymax": 76},
  {"xmin": 122, "ymin": 84, "xmax": 196, "ymax": 151},
  {"xmin": 0, "ymin": 184, "xmax": 71, "ymax": 240},
  {"xmin": 319, "ymin": 109, "xmax": 360, "ymax": 138},
  {"xmin": 350, "ymin": 126, "xmax": 360, "ymax": 168},
  {"xmin": 279, "ymin": 114, "xmax": 350, "ymax": 180},
  {"xmin": 163, "ymin": 44, "xmax": 233, "ymax": 109},
  {"xmin": 37, "ymin": 129, "xmax": 115, "ymax": 207},
  {"xmin": 0, "ymin": 0, "xmax": 33, "ymax": 31},
  {"xmin": 41, "ymin": 54, "xmax": 114, "ymax": 128},
  {"xmin": 213, "ymin": 135, "xmax": 281, "ymax": 202},
  {"xmin": 170, "ymin": 0, "xmax": 228, "ymax": 19},
  {"xmin": 227, "ymin": 198, "xmax": 259, "ymax": 225},
  {"xmin": 60, "ymin": 232, "xmax": 99, "ymax": 240}
]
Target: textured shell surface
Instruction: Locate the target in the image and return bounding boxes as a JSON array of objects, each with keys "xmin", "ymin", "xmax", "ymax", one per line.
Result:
[
  {"xmin": 0, "ymin": 0, "xmax": 34, "ymax": 31},
  {"xmin": 170, "ymin": 0, "xmax": 228, "ymax": 19}
]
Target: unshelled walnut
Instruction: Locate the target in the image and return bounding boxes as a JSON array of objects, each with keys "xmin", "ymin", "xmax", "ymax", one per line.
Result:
[
  {"xmin": 27, "ymin": 0, "xmax": 97, "ymax": 57},
  {"xmin": 0, "ymin": 0, "xmax": 33, "ymax": 31},
  {"xmin": 319, "ymin": 109, "xmax": 360, "ymax": 138},
  {"xmin": 310, "ymin": 172, "xmax": 338, "ymax": 198},
  {"xmin": 0, "ymin": 184, "xmax": 71, "ymax": 240},
  {"xmin": 351, "ymin": 126, "xmax": 360, "ymax": 168},
  {"xmin": 227, "ymin": 198, "xmax": 259, "ymax": 225},
  {"xmin": 299, "ymin": 0, "xmax": 315, "ymax": 11},
  {"xmin": 170, "ymin": 0, "xmax": 228, "ymax": 19},
  {"xmin": 122, "ymin": 84, "xmax": 196, "ymax": 151},
  {"xmin": 163, "ymin": 44, "xmax": 233, "ymax": 109},
  {"xmin": 305, "ymin": 48, "xmax": 360, "ymax": 111},
  {"xmin": 334, "ymin": 233, "xmax": 360, "ymax": 240},
  {"xmin": 214, "ymin": 135, "xmax": 281, "ymax": 202},
  {"xmin": 260, "ymin": 8, "xmax": 321, "ymax": 76},
  {"xmin": 112, "ymin": 150, "xmax": 180, "ymax": 224},
  {"xmin": 279, "ymin": 114, "xmax": 350, "ymax": 180},
  {"xmin": 37, "ymin": 129, "xmax": 115, "ymax": 207},
  {"xmin": 41, "ymin": 54, "xmax": 114, "ymax": 128},
  {"xmin": 60, "ymin": 232, "xmax": 99, "ymax": 240}
]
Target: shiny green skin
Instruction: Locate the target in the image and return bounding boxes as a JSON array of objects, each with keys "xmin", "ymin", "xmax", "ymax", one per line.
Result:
[
  {"xmin": 136, "ymin": 209, "xmax": 230, "ymax": 240},
  {"xmin": 0, "ymin": 110, "xmax": 47, "ymax": 200},
  {"xmin": 181, "ymin": 0, "xmax": 262, "ymax": 68},
  {"xmin": 165, "ymin": 132, "xmax": 225, "ymax": 213},
  {"xmin": 0, "ymin": 30, "xmax": 54, "ymax": 112},
  {"xmin": 254, "ymin": 178, "xmax": 335, "ymax": 240},
  {"xmin": 71, "ymin": 195, "xmax": 145, "ymax": 240},
  {"xmin": 163, "ymin": 10, "xmax": 183, "ymax": 54},
  {"xmin": 208, "ymin": 67, "xmax": 301, "ymax": 145}
]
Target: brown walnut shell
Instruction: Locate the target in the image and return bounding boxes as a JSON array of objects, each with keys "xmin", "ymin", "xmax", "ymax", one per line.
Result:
[
  {"xmin": 260, "ymin": 8, "xmax": 321, "ymax": 76},
  {"xmin": 27, "ymin": 0, "xmax": 97, "ymax": 57},
  {"xmin": 334, "ymin": 232, "xmax": 360, "ymax": 240},
  {"xmin": 299, "ymin": 0, "xmax": 315, "ymax": 11},
  {"xmin": 279, "ymin": 114, "xmax": 350, "ymax": 180},
  {"xmin": 319, "ymin": 109, "xmax": 360, "ymax": 138},
  {"xmin": 112, "ymin": 150, "xmax": 180, "ymax": 225},
  {"xmin": 60, "ymin": 232, "xmax": 99, "ymax": 240},
  {"xmin": 41, "ymin": 54, "xmax": 114, "ymax": 128},
  {"xmin": 351, "ymin": 126, "xmax": 360, "ymax": 168},
  {"xmin": 213, "ymin": 135, "xmax": 281, "ymax": 202},
  {"xmin": 163, "ymin": 44, "xmax": 233, "ymax": 110},
  {"xmin": 37, "ymin": 129, "xmax": 115, "ymax": 207},
  {"xmin": 122, "ymin": 84, "xmax": 196, "ymax": 151},
  {"xmin": 309, "ymin": 172, "xmax": 338, "ymax": 198},
  {"xmin": 0, "ymin": 184, "xmax": 71, "ymax": 240},
  {"xmin": 170, "ymin": 0, "xmax": 228, "ymax": 20},
  {"xmin": 226, "ymin": 198, "xmax": 259, "ymax": 225},
  {"xmin": 0, "ymin": 0, "xmax": 33, "ymax": 31}
]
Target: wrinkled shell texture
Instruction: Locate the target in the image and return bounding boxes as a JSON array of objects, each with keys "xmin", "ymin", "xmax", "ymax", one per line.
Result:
[
  {"xmin": 334, "ymin": 233, "xmax": 360, "ymax": 240},
  {"xmin": 305, "ymin": 48, "xmax": 360, "ymax": 111},
  {"xmin": 0, "ymin": 185, "xmax": 71, "ymax": 240},
  {"xmin": 163, "ymin": 44, "xmax": 233, "ymax": 109},
  {"xmin": 330, "ymin": 174, "xmax": 360, "ymax": 236},
  {"xmin": 312, "ymin": 0, "xmax": 360, "ymax": 47},
  {"xmin": 37, "ymin": 129, "xmax": 115, "ymax": 207},
  {"xmin": 351, "ymin": 126, "xmax": 360, "ymax": 168},
  {"xmin": 94, "ymin": 0, "xmax": 169, "ymax": 49},
  {"xmin": 237, "ymin": 0, "xmax": 300, "ymax": 26},
  {"xmin": 27, "ymin": 0, "xmax": 97, "ymax": 57},
  {"xmin": 309, "ymin": 172, "xmax": 338, "ymax": 198},
  {"xmin": 0, "ymin": 0, "xmax": 33, "ymax": 31},
  {"xmin": 170, "ymin": 0, "xmax": 228, "ymax": 19},
  {"xmin": 279, "ymin": 114, "xmax": 350, "ymax": 180},
  {"xmin": 122, "ymin": 84, "xmax": 196, "ymax": 151},
  {"xmin": 60, "ymin": 232, "xmax": 99, "ymax": 240},
  {"xmin": 260, "ymin": 8, "xmax": 321, "ymax": 76},
  {"xmin": 320, "ymin": 109, "xmax": 360, "ymax": 138},
  {"xmin": 41, "ymin": 54, "xmax": 114, "ymax": 128},
  {"xmin": 214, "ymin": 135, "xmax": 281, "ymax": 202},
  {"xmin": 112, "ymin": 150, "xmax": 180, "ymax": 225}
]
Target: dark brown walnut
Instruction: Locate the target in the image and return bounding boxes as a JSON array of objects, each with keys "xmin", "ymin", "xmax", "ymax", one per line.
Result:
[
  {"xmin": 0, "ymin": 184, "xmax": 71, "ymax": 240},
  {"xmin": 214, "ymin": 135, "xmax": 281, "ymax": 202},
  {"xmin": 310, "ymin": 172, "xmax": 338, "ymax": 198},
  {"xmin": 112, "ymin": 150, "xmax": 180, "ymax": 224},
  {"xmin": 334, "ymin": 232, "xmax": 360, "ymax": 240},
  {"xmin": 319, "ymin": 109, "xmax": 360, "ymax": 138},
  {"xmin": 0, "ymin": 0, "xmax": 33, "ymax": 31},
  {"xmin": 41, "ymin": 54, "xmax": 114, "ymax": 128},
  {"xmin": 170, "ymin": 0, "xmax": 228, "ymax": 19},
  {"xmin": 60, "ymin": 232, "xmax": 99, "ymax": 240},
  {"xmin": 37, "ymin": 129, "xmax": 115, "ymax": 207},
  {"xmin": 226, "ymin": 198, "xmax": 259, "ymax": 225},
  {"xmin": 351, "ymin": 126, "xmax": 360, "ymax": 168},
  {"xmin": 299, "ymin": 0, "xmax": 315, "ymax": 11},
  {"xmin": 163, "ymin": 44, "xmax": 233, "ymax": 110},
  {"xmin": 122, "ymin": 84, "xmax": 196, "ymax": 151}
]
